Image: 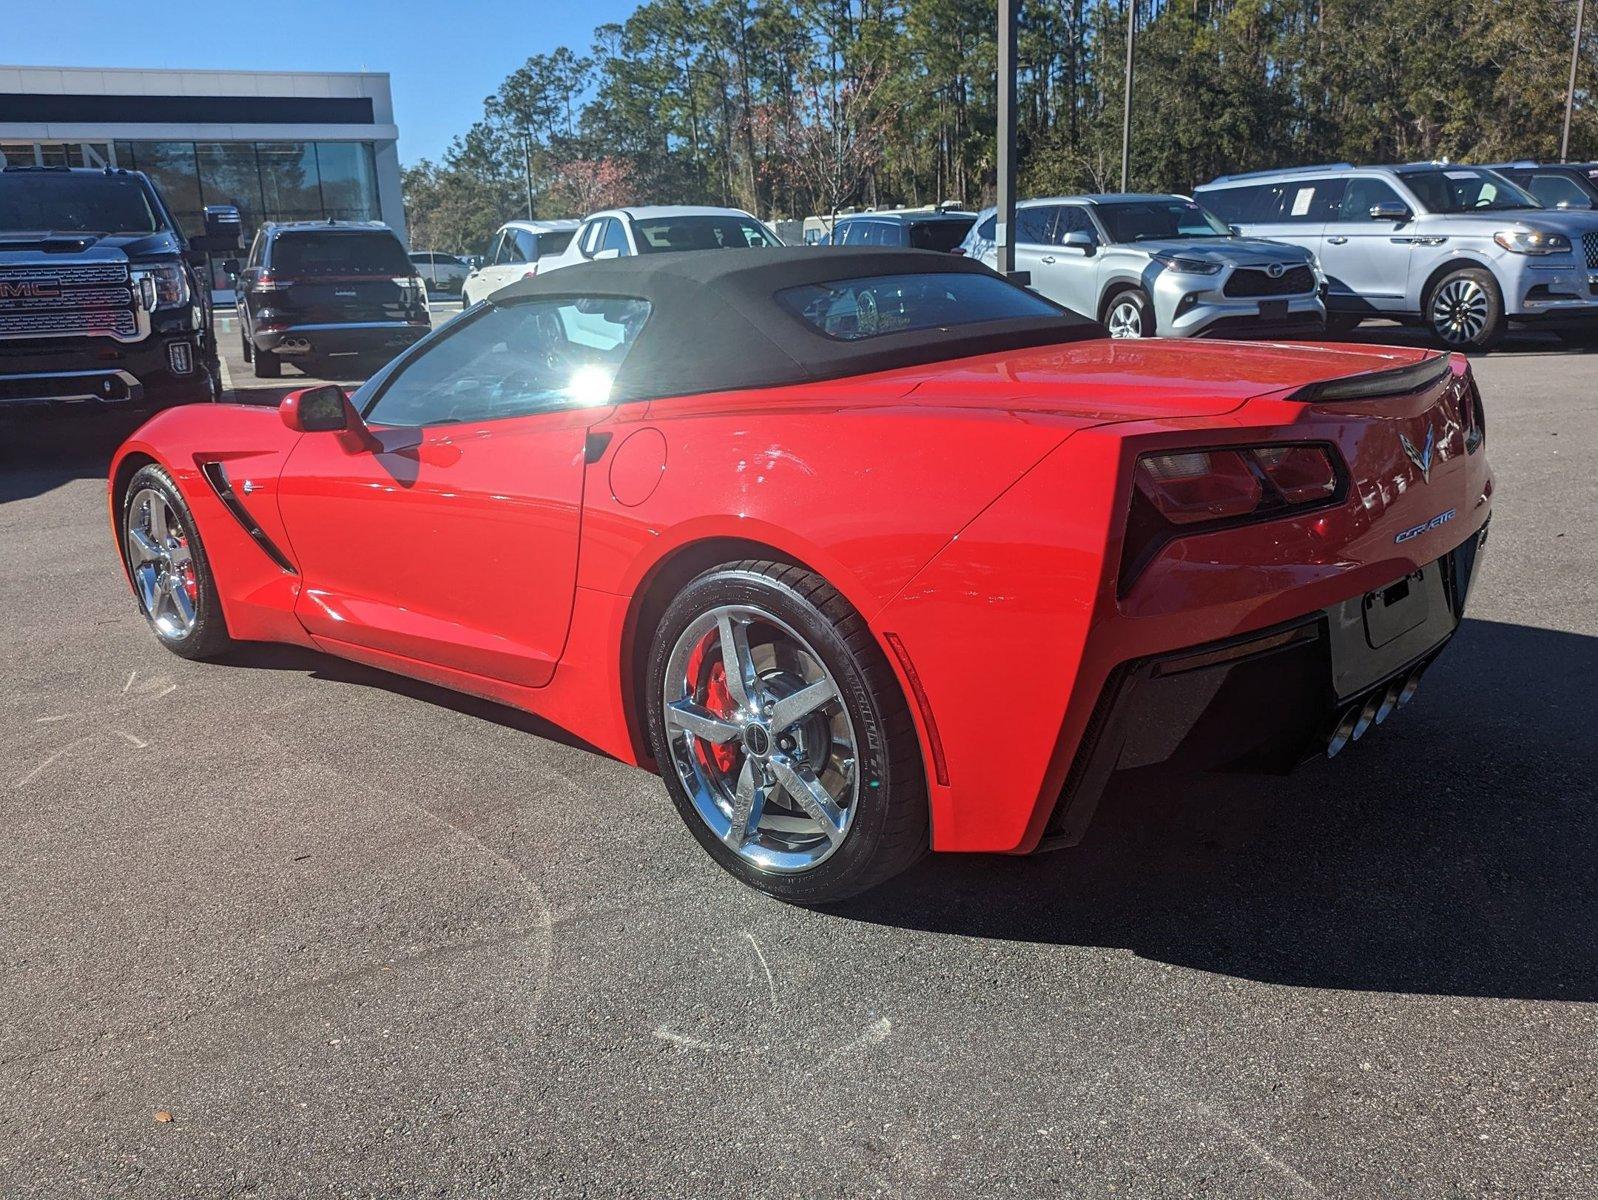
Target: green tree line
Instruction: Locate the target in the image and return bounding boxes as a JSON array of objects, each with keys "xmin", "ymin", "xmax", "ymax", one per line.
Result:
[{"xmin": 403, "ymin": 0, "xmax": 1595, "ymax": 253}]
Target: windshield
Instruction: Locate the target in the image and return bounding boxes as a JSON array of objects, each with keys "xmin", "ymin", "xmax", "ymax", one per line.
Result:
[
  {"xmin": 632, "ymin": 215, "xmax": 781, "ymax": 252},
  {"xmin": 1094, "ymin": 199, "xmax": 1232, "ymax": 243},
  {"xmin": 777, "ymin": 271, "xmax": 1065, "ymax": 341},
  {"xmin": 1397, "ymin": 168, "xmax": 1539, "ymax": 213},
  {"xmin": 0, "ymin": 173, "xmax": 160, "ymax": 234},
  {"xmin": 272, "ymin": 231, "xmax": 412, "ymax": 276},
  {"xmin": 908, "ymin": 218, "xmax": 975, "ymax": 252}
]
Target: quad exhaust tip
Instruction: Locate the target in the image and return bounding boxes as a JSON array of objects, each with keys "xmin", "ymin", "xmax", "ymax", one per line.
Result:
[{"xmin": 1325, "ymin": 669, "xmax": 1424, "ymax": 759}]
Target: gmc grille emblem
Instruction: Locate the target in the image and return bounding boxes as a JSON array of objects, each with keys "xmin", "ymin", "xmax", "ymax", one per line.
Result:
[{"xmin": 0, "ymin": 281, "xmax": 61, "ymax": 299}]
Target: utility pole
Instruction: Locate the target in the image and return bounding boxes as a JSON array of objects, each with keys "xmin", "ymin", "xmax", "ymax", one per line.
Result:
[
  {"xmin": 1121, "ymin": 0, "xmax": 1136, "ymax": 191},
  {"xmin": 522, "ymin": 127, "xmax": 535, "ymax": 220},
  {"xmin": 997, "ymin": 0, "xmax": 1020, "ymax": 279},
  {"xmin": 1563, "ymin": 0, "xmax": 1587, "ymax": 162}
]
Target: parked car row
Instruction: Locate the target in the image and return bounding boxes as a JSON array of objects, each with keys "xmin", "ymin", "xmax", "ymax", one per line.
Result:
[{"xmin": 460, "ymin": 206, "xmax": 781, "ymax": 305}]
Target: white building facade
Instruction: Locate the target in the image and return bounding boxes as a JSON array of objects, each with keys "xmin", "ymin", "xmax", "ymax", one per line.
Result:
[{"xmin": 0, "ymin": 65, "xmax": 407, "ymax": 291}]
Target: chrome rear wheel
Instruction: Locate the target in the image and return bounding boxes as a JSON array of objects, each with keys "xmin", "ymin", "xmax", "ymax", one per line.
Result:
[{"xmin": 662, "ymin": 604, "xmax": 858, "ymax": 873}]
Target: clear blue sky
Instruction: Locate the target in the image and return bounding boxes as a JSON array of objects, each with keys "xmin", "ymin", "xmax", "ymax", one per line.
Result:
[{"xmin": 4, "ymin": 0, "xmax": 640, "ymax": 166}]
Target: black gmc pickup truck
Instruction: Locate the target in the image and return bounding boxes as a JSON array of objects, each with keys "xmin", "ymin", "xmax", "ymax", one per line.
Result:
[{"xmin": 0, "ymin": 165, "xmax": 240, "ymax": 414}]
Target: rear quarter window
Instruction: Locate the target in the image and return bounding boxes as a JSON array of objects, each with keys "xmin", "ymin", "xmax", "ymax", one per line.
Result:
[{"xmin": 777, "ymin": 271, "xmax": 1064, "ymax": 341}]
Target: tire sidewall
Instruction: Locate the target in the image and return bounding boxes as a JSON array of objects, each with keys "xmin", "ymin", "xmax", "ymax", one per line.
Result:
[
  {"xmin": 644, "ymin": 567, "xmax": 904, "ymax": 903},
  {"xmin": 121, "ymin": 464, "xmax": 229, "ymax": 659},
  {"xmin": 1428, "ymin": 267, "xmax": 1503, "ymax": 350}
]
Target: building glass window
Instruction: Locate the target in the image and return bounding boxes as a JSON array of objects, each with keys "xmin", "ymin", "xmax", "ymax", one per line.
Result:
[
  {"xmin": 116, "ymin": 141, "xmax": 205, "ymax": 235},
  {"xmin": 196, "ymin": 142, "xmax": 265, "ymax": 229},
  {"xmin": 314, "ymin": 142, "xmax": 380, "ymax": 222},
  {"xmin": 257, "ymin": 143, "xmax": 323, "ymax": 224}
]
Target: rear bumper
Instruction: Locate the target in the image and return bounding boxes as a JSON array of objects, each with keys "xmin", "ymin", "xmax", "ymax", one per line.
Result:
[
  {"xmin": 253, "ymin": 320, "xmax": 430, "ymax": 358},
  {"xmin": 1039, "ymin": 523, "xmax": 1489, "ymax": 850},
  {"xmin": 0, "ymin": 330, "xmax": 212, "ymax": 413}
]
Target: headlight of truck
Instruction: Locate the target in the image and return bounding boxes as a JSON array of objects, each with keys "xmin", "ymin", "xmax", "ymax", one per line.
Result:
[
  {"xmin": 1151, "ymin": 253, "xmax": 1223, "ymax": 276},
  {"xmin": 133, "ymin": 263, "xmax": 190, "ymax": 309},
  {"xmin": 1492, "ymin": 230, "xmax": 1571, "ymax": 255}
]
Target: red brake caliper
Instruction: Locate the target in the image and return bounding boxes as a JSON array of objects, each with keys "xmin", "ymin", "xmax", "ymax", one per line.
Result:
[{"xmin": 687, "ymin": 641, "xmax": 740, "ymax": 776}]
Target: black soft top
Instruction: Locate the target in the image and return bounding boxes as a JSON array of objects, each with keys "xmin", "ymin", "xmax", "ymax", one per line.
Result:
[{"xmin": 495, "ymin": 246, "xmax": 1104, "ymax": 402}]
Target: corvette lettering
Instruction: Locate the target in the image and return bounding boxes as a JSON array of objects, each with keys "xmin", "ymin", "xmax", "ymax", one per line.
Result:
[{"xmin": 1394, "ymin": 508, "xmax": 1456, "ymax": 543}]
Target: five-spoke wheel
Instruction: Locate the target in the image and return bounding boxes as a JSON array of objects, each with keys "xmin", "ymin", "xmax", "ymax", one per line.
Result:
[
  {"xmin": 647, "ymin": 561, "xmax": 927, "ymax": 902},
  {"xmin": 121, "ymin": 464, "xmax": 231, "ymax": 659},
  {"xmin": 663, "ymin": 605, "xmax": 857, "ymax": 873}
]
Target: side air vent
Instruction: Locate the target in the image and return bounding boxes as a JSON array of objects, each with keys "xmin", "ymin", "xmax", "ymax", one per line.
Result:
[{"xmin": 198, "ymin": 461, "xmax": 297, "ymax": 573}]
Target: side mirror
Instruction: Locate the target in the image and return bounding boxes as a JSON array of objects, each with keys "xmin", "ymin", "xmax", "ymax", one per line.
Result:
[
  {"xmin": 281, "ymin": 384, "xmax": 359, "ymax": 434},
  {"xmin": 1229, "ymin": 224, "xmax": 1243, "ymax": 236},
  {"xmin": 192, "ymin": 204, "xmax": 243, "ymax": 252},
  {"xmin": 221, "ymin": 258, "xmax": 241, "ymax": 279},
  {"xmin": 591, "ymin": 247, "xmax": 622, "ymax": 261},
  {"xmin": 1369, "ymin": 202, "xmax": 1411, "ymax": 222},
  {"xmin": 1061, "ymin": 230, "xmax": 1095, "ymax": 255}
]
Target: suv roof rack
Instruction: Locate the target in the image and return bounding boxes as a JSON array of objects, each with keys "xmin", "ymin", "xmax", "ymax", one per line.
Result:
[{"xmin": 1208, "ymin": 163, "xmax": 1354, "ymax": 184}]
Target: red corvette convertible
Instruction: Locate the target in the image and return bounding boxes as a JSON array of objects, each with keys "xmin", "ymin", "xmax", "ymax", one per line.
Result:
[{"xmin": 109, "ymin": 248, "xmax": 1492, "ymax": 901}]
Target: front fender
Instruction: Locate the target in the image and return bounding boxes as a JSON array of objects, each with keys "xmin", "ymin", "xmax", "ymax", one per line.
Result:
[{"xmin": 109, "ymin": 403, "xmax": 311, "ymax": 646}]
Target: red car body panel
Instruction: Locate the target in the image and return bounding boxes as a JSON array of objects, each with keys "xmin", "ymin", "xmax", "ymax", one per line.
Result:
[{"xmin": 109, "ymin": 336, "xmax": 1491, "ymax": 856}]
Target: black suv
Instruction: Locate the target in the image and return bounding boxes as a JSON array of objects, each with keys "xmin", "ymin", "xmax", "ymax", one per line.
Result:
[
  {"xmin": 830, "ymin": 208, "xmax": 978, "ymax": 252},
  {"xmin": 236, "ymin": 221, "xmax": 430, "ymax": 378},
  {"xmin": 0, "ymin": 166, "xmax": 236, "ymax": 413},
  {"xmin": 1484, "ymin": 161, "xmax": 1598, "ymax": 211}
]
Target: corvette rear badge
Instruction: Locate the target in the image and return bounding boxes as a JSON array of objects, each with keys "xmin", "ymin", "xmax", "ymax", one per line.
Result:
[
  {"xmin": 1400, "ymin": 425, "xmax": 1436, "ymax": 482},
  {"xmin": 1394, "ymin": 508, "xmax": 1456, "ymax": 543}
]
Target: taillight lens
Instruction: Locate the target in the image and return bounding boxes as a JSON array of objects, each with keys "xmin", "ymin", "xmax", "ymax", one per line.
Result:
[
  {"xmin": 1122, "ymin": 443, "xmax": 1344, "ymax": 592},
  {"xmin": 1462, "ymin": 375, "xmax": 1486, "ymax": 453},
  {"xmin": 1136, "ymin": 451, "xmax": 1261, "ymax": 523},
  {"xmin": 1250, "ymin": 445, "xmax": 1338, "ymax": 504}
]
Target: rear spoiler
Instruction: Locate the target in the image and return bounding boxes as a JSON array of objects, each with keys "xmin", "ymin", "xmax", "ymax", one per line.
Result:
[{"xmin": 1286, "ymin": 353, "xmax": 1451, "ymax": 403}]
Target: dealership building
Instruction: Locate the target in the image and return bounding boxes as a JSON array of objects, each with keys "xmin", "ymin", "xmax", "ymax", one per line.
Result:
[{"xmin": 0, "ymin": 65, "xmax": 407, "ymax": 292}]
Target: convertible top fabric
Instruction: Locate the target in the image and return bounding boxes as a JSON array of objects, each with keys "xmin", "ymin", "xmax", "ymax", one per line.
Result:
[{"xmin": 494, "ymin": 246, "xmax": 1105, "ymax": 402}]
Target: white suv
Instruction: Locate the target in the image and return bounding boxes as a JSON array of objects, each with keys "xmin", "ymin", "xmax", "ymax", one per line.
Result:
[
  {"xmin": 535, "ymin": 206, "xmax": 783, "ymax": 275},
  {"xmin": 461, "ymin": 219, "xmax": 580, "ymax": 306},
  {"xmin": 1197, "ymin": 163, "xmax": 1598, "ymax": 348}
]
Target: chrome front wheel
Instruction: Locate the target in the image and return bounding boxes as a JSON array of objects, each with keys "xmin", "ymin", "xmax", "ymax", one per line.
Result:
[
  {"xmin": 120, "ymin": 464, "xmax": 232, "ymax": 660},
  {"xmin": 662, "ymin": 604, "xmax": 858, "ymax": 874},
  {"xmin": 126, "ymin": 487, "xmax": 199, "ymax": 640}
]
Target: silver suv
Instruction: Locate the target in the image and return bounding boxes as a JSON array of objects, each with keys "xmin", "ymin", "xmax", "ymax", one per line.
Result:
[
  {"xmin": 958, "ymin": 194, "xmax": 1325, "ymax": 338},
  {"xmin": 1197, "ymin": 163, "xmax": 1598, "ymax": 349}
]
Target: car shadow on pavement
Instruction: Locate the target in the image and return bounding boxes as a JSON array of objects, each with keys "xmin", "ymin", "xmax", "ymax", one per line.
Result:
[
  {"xmin": 832, "ymin": 616, "xmax": 1598, "ymax": 1003},
  {"xmin": 219, "ymin": 642, "xmax": 610, "ymax": 758},
  {"xmin": 0, "ymin": 413, "xmax": 144, "ymax": 505}
]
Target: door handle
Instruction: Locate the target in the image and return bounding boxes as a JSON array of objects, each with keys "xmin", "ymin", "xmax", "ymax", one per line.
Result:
[
  {"xmin": 1326, "ymin": 236, "xmax": 1348, "ymax": 245},
  {"xmin": 1040, "ymin": 255, "xmax": 1056, "ymax": 264}
]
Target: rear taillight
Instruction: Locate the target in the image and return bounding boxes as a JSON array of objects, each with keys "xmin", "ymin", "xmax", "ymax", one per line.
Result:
[
  {"xmin": 254, "ymin": 273, "xmax": 293, "ymax": 292},
  {"xmin": 1462, "ymin": 374, "xmax": 1486, "ymax": 453},
  {"xmin": 1121, "ymin": 443, "xmax": 1344, "ymax": 593}
]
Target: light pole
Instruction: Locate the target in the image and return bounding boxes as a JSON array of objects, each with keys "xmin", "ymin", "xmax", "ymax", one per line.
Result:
[
  {"xmin": 997, "ymin": 0, "xmax": 1020, "ymax": 280},
  {"xmin": 522, "ymin": 127, "xmax": 535, "ymax": 220},
  {"xmin": 1563, "ymin": 0, "xmax": 1587, "ymax": 163},
  {"xmin": 1121, "ymin": 0, "xmax": 1136, "ymax": 191}
]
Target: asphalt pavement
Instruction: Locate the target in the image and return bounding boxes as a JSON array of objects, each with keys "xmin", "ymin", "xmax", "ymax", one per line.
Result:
[{"xmin": 0, "ymin": 319, "xmax": 1594, "ymax": 1197}]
